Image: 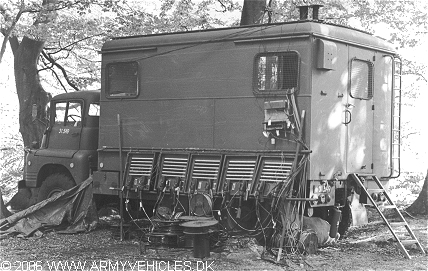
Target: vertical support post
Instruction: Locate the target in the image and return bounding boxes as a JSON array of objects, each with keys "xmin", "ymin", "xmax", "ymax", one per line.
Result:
[{"xmin": 117, "ymin": 114, "xmax": 124, "ymax": 241}]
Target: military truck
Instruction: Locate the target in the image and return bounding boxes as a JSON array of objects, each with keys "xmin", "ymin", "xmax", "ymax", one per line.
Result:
[{"xmin": 13, "ymin": 5, "xmax": 401, "ymax": 237}]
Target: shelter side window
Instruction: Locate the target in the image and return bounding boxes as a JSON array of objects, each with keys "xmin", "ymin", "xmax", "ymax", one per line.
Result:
[
  {"xmin": 350, "ymin": 58, "xmax": 374, "ymax": 100},
  {"xmin": 254, "ymin": 52, "xmax": 299, "ymax": 93},
  {"xmin": 54, "ymin": 101, "xmax": 82, "ymax": 127},
  {"xmin": 106, "ymin": 62, "xmax": 139, "ymax": 98}
]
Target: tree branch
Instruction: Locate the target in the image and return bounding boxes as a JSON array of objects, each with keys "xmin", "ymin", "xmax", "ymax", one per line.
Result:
[
  {"xmin": 402, "ymin": 131, "xmax": 420, "ymax": 140},
  {"xmin": 0, "ymin": 0, "xmax": 25, "ymax": 62},
  {"xmin": 45, "ymin": 33, "xmax": 103, "ymax": 55},
  {"xmin": 41, "ymin": 50, "xmax": 79, "ymax": 91},
  {"xmin": 50, "ymin": 67, "xmax": 69, "ymax": 93},
  {"xmin": 216, "ymin": 0, "xmax": 228, "ymax": 12}
]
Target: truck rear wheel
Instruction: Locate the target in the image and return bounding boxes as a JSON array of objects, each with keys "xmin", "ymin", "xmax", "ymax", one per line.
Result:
[{"xmin": 37, "ymin": 173, "xmax": 75, "ymax": 202}]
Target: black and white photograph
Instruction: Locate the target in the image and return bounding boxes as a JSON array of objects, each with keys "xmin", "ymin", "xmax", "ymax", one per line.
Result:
[{"xmin": 0, "ymin": 1, "xmax": 427, "ymax": 270}]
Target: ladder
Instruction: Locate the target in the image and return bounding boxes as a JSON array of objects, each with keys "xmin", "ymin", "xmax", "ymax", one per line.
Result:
[
  {"xmin": 391, "ymin": 57, "xmax": 402, "ymax": 178},
  {"xmin": 350, "ymin": 173, "xmax": 426, "ymax": 259}
]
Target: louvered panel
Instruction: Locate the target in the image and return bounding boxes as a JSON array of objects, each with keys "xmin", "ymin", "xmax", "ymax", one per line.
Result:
[
  {"xmin": 129, "ymin": 156, "xmax": 154, "ymax": 177},
  {"xmin": 162, "ymin": 157, "xmax": 188, "ymax": 177},
  {"xmin": 192, "ymin": 159, "xmax": 221, "ymax": 179},
  {"xmin": 225, "ymin": 159, "xmax": 256, "ymax": 181},
  {"xmin": 260, "ymin": 160, "xmax": 293, "ymax": 182}
]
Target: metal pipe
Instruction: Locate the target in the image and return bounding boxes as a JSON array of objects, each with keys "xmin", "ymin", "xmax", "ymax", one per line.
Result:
[
  {"xmin": 285, "ymin": 198, "xmax": 317, "ymax": 201},
  {"xmin": 117, "ymin": 114, "xmax": 124, "ymax": 241}
]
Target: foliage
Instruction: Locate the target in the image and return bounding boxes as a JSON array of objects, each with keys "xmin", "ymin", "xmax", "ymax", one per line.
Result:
[
  {"xmin": 1, "ymin": 0, "xmax": 242, "ymax": 93},
  {"xmin": 0, "ymin": 53, "xmax": 21, "ymax": 202},
  {"xmin": 3, "ymin": 0, "xmax": 424, "ymax": 94},
  {"xmin": 389, "ymin": 171, "xmax": 425, "ymax": 205},
  {"xmin": 0, "ymin": 139, "xmax": 24, "ymax": 202}
]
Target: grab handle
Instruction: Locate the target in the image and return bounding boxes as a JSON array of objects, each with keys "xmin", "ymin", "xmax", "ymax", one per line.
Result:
[{"xmin": 344, "ymin": 109, "xmax": 352, "ymax": 125}]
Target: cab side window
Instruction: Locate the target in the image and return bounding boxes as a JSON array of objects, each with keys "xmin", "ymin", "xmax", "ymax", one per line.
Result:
[
  {"xmin": 88, "ymin": 103, "xmax": 100, "ymax": 116},
  {"xmin": 54, "ymin": 101, "xmax": 82, "ymax": 127}
]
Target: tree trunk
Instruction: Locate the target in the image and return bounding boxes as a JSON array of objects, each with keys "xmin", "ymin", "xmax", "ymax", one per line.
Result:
[
  {"xmin": 11, "ymin": 0, "xmax": 58, "ymax": 147},
  {"xmin": 406, "ymin": 171, "xmax": 428, "ymax": 215},
  {"xmin": 240, "ymin": 0, "xmax": 266, "ymax": 26},
  {"xmin": 14, "ymin": 36, "xmax": 50, "ymax": 147}
]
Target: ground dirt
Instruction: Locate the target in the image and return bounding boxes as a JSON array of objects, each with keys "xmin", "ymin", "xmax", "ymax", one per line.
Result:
[{"xmin": 0, "ymin": 213, "xmax": 427, "ymax": 271}]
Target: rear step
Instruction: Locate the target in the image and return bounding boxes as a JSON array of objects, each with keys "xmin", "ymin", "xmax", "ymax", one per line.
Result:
[{"xmin": 350, "ymin": 173, "xmax": 426, "ymax": 259}]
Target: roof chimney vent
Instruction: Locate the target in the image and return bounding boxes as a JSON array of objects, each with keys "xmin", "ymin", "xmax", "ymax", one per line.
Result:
[
  {"xmin": 298, "ymin": 6, "xmax": 309, "ymax": 20},
  {"xmin": 298, "ymin": 5, "xmax": 323, "ymax": 21},
  {"xmin": 312, "ymin": 4, "xmax": 323, "ymax": 20}
]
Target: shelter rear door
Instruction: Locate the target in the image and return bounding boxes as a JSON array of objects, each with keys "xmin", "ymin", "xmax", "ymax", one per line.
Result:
[{"xmin": 346, "ymin": 48, "xmax": 374, "ymax": 174}]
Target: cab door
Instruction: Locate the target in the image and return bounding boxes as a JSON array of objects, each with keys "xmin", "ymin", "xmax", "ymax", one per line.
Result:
[
  {"xmin": 345, "ymin": 48, "xmax": 375, "ymax": 174},
  {"xmin": 48, "ymin": 100, "xmax": 83, "ymax": 151}
]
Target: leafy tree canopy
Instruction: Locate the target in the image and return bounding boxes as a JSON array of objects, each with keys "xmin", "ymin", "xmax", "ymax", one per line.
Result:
[
  {"xmin": 1, "ymin": 0, "xmax": 242, "ymax": 92},
  {"xmin": 2, "ymin": 0, "xmax": 426, "ymax": 92}
]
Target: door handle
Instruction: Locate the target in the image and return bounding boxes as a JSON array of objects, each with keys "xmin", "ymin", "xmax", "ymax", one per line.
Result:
[
  {"xmin": 72, "ymin": 132, "xmax": 80, "ymax": 137},
  {"xmin": 344, "ymin": 110, "xmax": 352, "ymax": 125}
]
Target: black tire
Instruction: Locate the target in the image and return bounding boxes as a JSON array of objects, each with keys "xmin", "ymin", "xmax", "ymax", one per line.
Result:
[
  {"xmin": 6, "ymin": 188, "xmax": 32, "ymax": 211},
  {"xmin": 37, "ymin": 173, "xmax": 75, "ymax": 202}
]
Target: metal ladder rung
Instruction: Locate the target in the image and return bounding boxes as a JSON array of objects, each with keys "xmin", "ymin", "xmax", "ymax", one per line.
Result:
[
  {"xmin": 355, "ymin": 173, "xmax": 376, "ymax": 177},
  {"xmin": 381, "ymin": 204, "xmax": 397, "ymax": 209},
  {"xmin": 393, "ymin": 231, "xmax": 409, "ymax": 234},
  {"xmin": 367, "ymin": 188, "xmax": 385, "ymax": 193},
  {"xmin": 350, "ymin": 173, "xmax": 425, "ymax": 259},
  {"xmin": 400, "ymin": 239, "xmax": 418, "ymax": 246},
  {"xmin": 390, "ymin": 222, "xmax": 407, "ymax": 227}
]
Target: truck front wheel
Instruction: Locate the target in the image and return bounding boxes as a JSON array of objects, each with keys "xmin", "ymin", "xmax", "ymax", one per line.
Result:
[{"xmin": 37, "ymin": 173, "xmax": 75, "ymax": 202}]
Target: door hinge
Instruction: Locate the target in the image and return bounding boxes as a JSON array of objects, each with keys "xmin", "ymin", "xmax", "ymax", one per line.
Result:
[
  {"xmin": 373, "ymin": 55, "xmax": 376, "ymax": 61},
  {"xmin": 372, "ymin": 105, "xmax": 375, "ymax": 110},
  {"xmin": 371, "ymin": 163, "xmax": 374, "ymax": 169}
]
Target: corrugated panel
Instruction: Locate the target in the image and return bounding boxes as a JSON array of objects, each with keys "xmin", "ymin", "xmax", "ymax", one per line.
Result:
[
  {"xmin": 225, "ymin": 159, "xmax": 256, "ymax": 181},
  {"xmin": 260, "ymin": 160, "xmax": 293, "ymax": 182},
  {"xmin": 192, "ymin": 159, "xmax": 221, "ymax": 180},
  {"xmin": 129, "ymin": 155, "xmax": 154, "ymax": 177},
  {"xmin": 162, "ymin": 157, "xmax": 188, "ymax": 177}
]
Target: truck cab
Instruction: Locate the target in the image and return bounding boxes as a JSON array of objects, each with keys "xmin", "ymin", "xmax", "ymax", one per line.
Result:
[{"xmin": 23, "ymin": 91, "xmax": 100, "ymax": 203}]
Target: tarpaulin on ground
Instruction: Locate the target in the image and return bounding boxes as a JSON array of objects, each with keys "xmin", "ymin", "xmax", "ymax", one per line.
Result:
[{"xmin": 0, "ymin": 176, "xmax": 98, "ymax": 238}]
